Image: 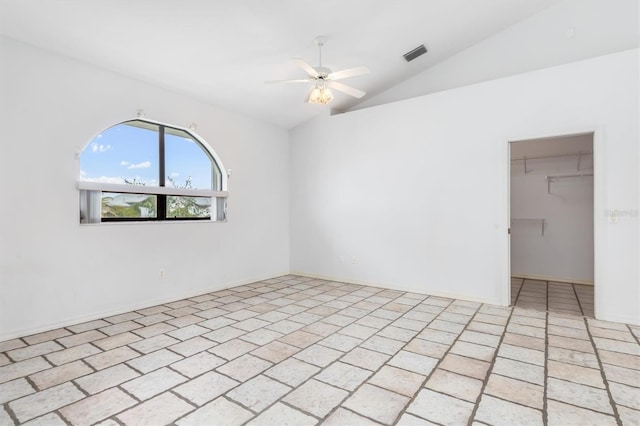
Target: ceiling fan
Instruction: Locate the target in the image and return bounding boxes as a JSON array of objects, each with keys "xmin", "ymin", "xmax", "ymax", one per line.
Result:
[{"xmin": 266, "ymin": 37, "xmax": 370, "ymax": 105}]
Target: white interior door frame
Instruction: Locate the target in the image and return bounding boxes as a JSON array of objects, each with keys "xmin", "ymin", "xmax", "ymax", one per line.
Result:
[{"xmin": 503, "ymin": 127, "xmax": 602, "ymax": 316}]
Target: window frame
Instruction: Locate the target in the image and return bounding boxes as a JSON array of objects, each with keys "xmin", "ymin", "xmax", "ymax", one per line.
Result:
[{"xmin": 78, "ymin": 118, "xmax": 229, "ymax": 223}]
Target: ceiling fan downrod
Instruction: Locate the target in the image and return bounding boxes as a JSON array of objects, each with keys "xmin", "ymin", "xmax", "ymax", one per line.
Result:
[{"xmin": 315, "ymin": 36, "xmax": 326, "ymax": 75}]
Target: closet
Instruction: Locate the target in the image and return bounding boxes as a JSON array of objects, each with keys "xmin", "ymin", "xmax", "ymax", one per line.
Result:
[{"xmin": 509, "ymin": 134, "xmax": 594, "ymax": 317}]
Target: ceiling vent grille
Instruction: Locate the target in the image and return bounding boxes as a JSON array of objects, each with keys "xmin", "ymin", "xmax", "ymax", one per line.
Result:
[{"xmin": 403, "ymin": 44, "xmax": 427, "ymax": 62}]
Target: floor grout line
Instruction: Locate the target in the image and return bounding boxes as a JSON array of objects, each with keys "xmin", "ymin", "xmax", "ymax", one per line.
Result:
[
  {"xmin": 388, "ymin": 306, "xmax": 467, "ymax": 425},
  {"xmin": 583, "ymin": 317, "xmax": 623, "ymax": 426},
  {"xmin": 465, "ymin": 305, "xmax": 517, "ymax": 425},
  {"xmin": 626, "ymin": 324, "xmax": 640, "ymax": 346},
  {"xmin": 543, "ymin": 309, "xmax": 549, "ymax": 426}
]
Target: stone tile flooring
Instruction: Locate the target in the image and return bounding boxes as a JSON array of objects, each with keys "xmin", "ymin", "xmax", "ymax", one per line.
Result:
[
  {"xmin": 511, "ymin": 278, "xmax": 594, "ymax": 318},
  {"xmin": 1, "ymin": 275, "xmax": 638, "ymax": 425}
]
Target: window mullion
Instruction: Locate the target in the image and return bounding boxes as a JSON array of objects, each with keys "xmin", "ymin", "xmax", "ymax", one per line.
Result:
[{"xmin": 158, "ymin": 125, "xmax": 167, "ymax": 220}]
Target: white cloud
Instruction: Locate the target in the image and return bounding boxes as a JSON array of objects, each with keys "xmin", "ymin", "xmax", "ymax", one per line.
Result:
[
  {"xmin": 127, "ymin": 161, "xmax": 151, "ymax": 169},
  {"xmin": 91, "ymin": 143, "xmax": 112, "ymax": 153},
  {"xmin": 170, "ymin": 172, "xmax": 180, "ymax": 177},
  {"xmin": 120, "ymin": 160, "xmax": 130, "ymax": 166}
]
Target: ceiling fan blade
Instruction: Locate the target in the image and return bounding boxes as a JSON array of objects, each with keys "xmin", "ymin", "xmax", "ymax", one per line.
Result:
[
  {"xmin": 327, "ymin": 81, "xmax": 366, "ymax": 99},
  {"xmin": 292, "ymin": 58, "xmax": 319, "ymax": 78},
  {"xmin": 328, "ymin": 66, "xmax": 370, "ymax": 80},
  {"xmin": 264, "ymin": 79, "xmax": 310, "ymax": 84}
]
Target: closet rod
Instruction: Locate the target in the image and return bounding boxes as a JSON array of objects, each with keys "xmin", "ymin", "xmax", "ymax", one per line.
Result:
[
  {"xmin": 545, "ymin": 173, "xmax": 593, "ymax": 194},
  {"xmin": 510, "ymin": 151, "xmax": 592, "ymax": 162},
  {"xmin": 512, "ymin": 151, "xmax": 592, "ymax": 174},
  {"xmin": 545, "ymin": 173, "xmax": 594, "ymax": 180}
]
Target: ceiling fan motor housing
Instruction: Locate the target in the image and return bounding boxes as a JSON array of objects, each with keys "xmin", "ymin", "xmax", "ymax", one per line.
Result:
[{"xmin": 314, "ymin": 67, "xmax": 331, "ymax": 79}]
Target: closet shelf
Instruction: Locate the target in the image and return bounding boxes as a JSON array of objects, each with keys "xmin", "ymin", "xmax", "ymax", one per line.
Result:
[
  {"xmin": 512, "ymin": 151, "xmax": 592, "ymax": 174},
  {"xmin": 545, "ymin": 173, "xmax": 593, "ymax": 194},
  {"xmin": 511, "ymin": 218, "xmax": 545, "ymax": 236}
]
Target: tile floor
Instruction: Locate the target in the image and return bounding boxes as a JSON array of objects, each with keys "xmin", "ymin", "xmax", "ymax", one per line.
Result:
[
  {"xmin": 511, "ymin": 278, "xmax": 594, "ymax": 318},
  {"xmin": 1, "ymin": 275, "xmax": 638, "ymax": 425}
]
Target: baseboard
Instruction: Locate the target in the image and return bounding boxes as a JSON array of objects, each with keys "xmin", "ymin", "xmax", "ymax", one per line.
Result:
[
  {"xmin": 597, "ymin": 311, "xmax": 640, "ymax": 326},
  {"xmin": 0, "ymin": 271, "xmax": 289, "ymax": 342},
  {"xmin": 290, "ymin": 271, "xmax": 504, "ymax": 307},
  {"xmin": 512, "ymin": 273, "xmax": 594, "ymax": 286}
]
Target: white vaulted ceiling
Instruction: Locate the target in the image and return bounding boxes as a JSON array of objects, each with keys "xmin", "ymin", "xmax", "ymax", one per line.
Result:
[{"xmin": 0, "ymin": 0, "xmax": 636, "ymax": 129}]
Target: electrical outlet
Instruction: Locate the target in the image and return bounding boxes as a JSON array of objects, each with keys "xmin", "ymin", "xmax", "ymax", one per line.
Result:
[{"xmin": 159, "ymin": 269, "xmax": 165, "ymax": 279}]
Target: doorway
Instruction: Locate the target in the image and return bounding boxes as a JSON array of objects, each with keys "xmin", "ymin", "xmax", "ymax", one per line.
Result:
[{"xmin": 508, "ymin": 133, "xmax": 595, "ymax": 317}]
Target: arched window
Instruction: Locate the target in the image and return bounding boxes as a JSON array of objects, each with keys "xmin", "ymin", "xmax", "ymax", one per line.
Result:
[{"xmin": 78, "ymin": 119, "xmax": 228, "ymax": 223}]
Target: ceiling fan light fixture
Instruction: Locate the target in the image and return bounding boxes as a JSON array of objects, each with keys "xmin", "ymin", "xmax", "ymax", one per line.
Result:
[{"xmin": 308, "ymin": 84, "xmax": 333, "ymax": 105}]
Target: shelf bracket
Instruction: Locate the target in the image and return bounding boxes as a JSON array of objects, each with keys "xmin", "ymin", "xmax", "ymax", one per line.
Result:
[{"xmin": 577, "ymin": 151, "xmax": 582, "ymax": 171}]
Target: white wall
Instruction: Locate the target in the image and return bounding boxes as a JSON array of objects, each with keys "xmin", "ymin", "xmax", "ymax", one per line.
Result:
[
  {"xmin": 291, "ymin": 49, "xmax": 639, "ymax": 325},
  {"xmin": 0, "ymin": 37, "xmax": 291, "ymax": 340},
  {"xmin": 510, "ymin": 141, "xmax": 594, "ymax": 284}
]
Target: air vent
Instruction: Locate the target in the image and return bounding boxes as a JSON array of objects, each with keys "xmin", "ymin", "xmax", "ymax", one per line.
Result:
[{"xmin": 403, "ymin": 44, "xmax": 427, "ymax": 62}]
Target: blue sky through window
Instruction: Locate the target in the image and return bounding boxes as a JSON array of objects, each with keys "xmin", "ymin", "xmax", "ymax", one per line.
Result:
[
  {"xmin": 80, "ymin": 122, "xmax": 213, "ymax": 190},
  {"xmin": 165, "ymin": 130, "xmax": 212, "ymax": 190}
]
